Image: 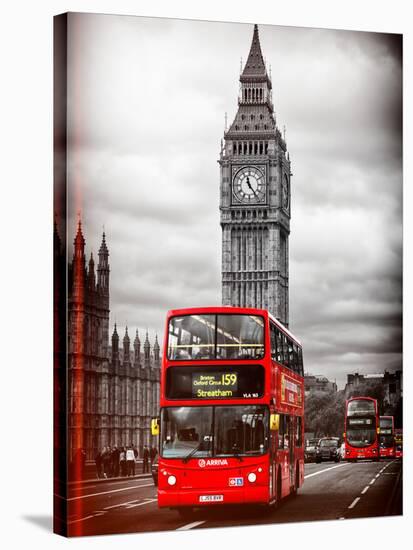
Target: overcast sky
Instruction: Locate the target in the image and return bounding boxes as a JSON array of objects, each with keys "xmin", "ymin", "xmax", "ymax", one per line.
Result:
[{"xmin": 66, "ymin": 13, "xmax": 402, "ymax": 389}]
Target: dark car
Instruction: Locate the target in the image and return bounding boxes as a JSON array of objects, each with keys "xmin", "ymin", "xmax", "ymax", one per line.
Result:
[
  {"xmin": 305, "ymin": 438, "xmax": 320, "ymax": 463},
  {"xmin": 151, "ymin": 455, "xmax": 158, "ymax": 485},
  {"xmin": 316, "ymin": 437, "xmax": 340, "ymax": 463}
]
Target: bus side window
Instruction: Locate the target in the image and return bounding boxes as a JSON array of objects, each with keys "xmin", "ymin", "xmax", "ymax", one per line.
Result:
[
  {"xmin": 298, "ymin": 347, "xmax": 304, "ymax": 376},
  {"xmin": 288, "ymin": 342, "xmax": 295, "ymax": 373},
  {"xmin": 270, "ymin": 324, "xmax": 277, "ymax": 361},
  {"xmin": 292, "ymin": 343, "xmax": 299, "ymax": 374},
  {"xmin": 282, "ymin": 334, "xmax": 289, "ymax": 368},
  {"xmin": 276, "ymin": 328, "xmax": 283, "ymax": 363}
]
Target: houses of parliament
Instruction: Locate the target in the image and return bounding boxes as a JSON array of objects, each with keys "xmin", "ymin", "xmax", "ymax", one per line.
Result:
[{"xmin": 55, "ymin": 220, "xmax": 160, "ymax": 462}]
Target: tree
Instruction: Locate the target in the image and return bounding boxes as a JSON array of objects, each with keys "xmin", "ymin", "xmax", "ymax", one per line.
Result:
[{"xmin": 305, "ymin": 390, "xmax": 345, "ymax": 438}]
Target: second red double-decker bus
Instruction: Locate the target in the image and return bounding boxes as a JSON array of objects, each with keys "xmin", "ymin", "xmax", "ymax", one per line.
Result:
[
  {"xmin": 394, "ymin": 429, "xmax": 403, "ymax": 458},
  {"xmin": 379, "ymin": 416, "xmax": 395, "ymax": 459},
  {"xmin": 344, "ymin": 397, "xmax": 379, "ymax": 461},
  {"xmin": 154, "ymin": 306, "xmax": 305, "ymax": 515}
]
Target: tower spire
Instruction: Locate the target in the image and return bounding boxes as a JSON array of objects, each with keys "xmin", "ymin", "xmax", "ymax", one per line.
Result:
[
  {"xmin": 97, "ymin": 229, "xmax": 110, "ymax": 296},
  {"xmin": 111, "ymin": 323, "xmax": 119, "ymax": 362},
  {"xmin": 241, "ymin": 24, "xmax": 268, "ymax": 79},
  {"xmin": 123, "ymin": 325, "xmax": 130, "ymax": 362}
]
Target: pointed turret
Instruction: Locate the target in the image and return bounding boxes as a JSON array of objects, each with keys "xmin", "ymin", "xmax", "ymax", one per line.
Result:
[
  {"xmin": 111, "ymin": 323, "xmax": 119, "ymax": 361},
  {"xmin": 72, "ymin": 219, "xmax": 86, "ymax": 299},
  {"xmin": 123, "ymin": 326, "xmax": 130, "ymax": 362},
  {"xmin": 97, "ymin": 231, "xmax": 110, "ymax": 295},
  {"xmin": 88, "ymin": 252, "xmax": 96, "ymax": 289},
  {"xmin": 74, "ymin": 219, "xmax": 86, "ymax": 258},
  {"xmin": 134, "ymin": 329, "xmax": 141, "ymax": 365},
  {"xmin": 153, "ymin": 334, "xmax": 160, "ymax": 362},
  {"xmin": 144, "ymin": 330, "xmax": 151, "ymax": 363}
]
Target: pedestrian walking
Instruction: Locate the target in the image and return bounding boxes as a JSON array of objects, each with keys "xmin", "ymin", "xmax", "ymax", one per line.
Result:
[
  {"xmin": 126, "ymin": 446, "xmax": 135, "ymax": 476},
  {"xmin": 111, "ymin": 446, "xmax": 120, "ymax": 477},
  {"xmin": 101, "ymin": 446, "xmax": 111, "ymax": 478},
  {"xmin": 143, "ymin": 445, "xmax": 150, "ymax": 473},
  {"xmin": 150, "ymin": 446, "xmax": 157, "ymax": 464},
  {"xmin": 119, "ymin": 447, "xmax": 127, "ymax": 477}
]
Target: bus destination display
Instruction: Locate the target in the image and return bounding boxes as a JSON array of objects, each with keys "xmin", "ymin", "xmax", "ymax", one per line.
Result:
[
  {"xmin": 192, "ymin": 372, "xmax": 238, "ymax": 398},
  {"xmin": 166, "ymin": 365, "xmax": 264, "ymax": 399},
  {"xmin": 348, "ymin": 418, "xmax": 372, "ymax": 425}
]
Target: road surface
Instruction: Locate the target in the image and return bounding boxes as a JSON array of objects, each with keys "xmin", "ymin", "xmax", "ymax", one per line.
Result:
[{"xmin": 61, "ymin": 458, "xmax": 402, "ymax": 537}]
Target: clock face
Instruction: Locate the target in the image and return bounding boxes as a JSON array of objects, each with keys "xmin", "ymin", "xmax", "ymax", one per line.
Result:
[
  {"xmin": 282, "ymin": 174, "xmax": 289, "ymax": 210},
  {"xmin": 233, "ymin": 166, "xmax": 266, "ymax": 204}
]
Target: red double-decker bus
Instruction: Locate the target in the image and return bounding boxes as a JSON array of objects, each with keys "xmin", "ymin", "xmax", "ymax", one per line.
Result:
[
  {"xmin": 379, "ymin": 416, "xmax": 395, "ymax": 459},
  {"xmin": 154, "ymin": 306, "xmax": 305, "ymax": 516},
  {"xmin": 344, "ymin": 397, "xmax": 379, "ymax": 461},
  {"xmin": 394, "ymin": 429, "xmax": 403, "ymax": 458}
]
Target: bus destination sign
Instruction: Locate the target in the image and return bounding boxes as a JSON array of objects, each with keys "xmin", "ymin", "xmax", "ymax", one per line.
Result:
[
  {"xmin": 192, "ymin": 372, "xmax": 238, "ymax": 398},
  {"xmin": 348, "ymin": 418, "xmax": 372, "ymax": 425},
  {"xmin": 166, "ymin": 365, "xmax": 265, "ymax": 399}
]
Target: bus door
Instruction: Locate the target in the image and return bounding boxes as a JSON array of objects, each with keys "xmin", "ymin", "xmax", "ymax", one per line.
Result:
[
  {"xmin": 269, "ymin": 423, "xmax": 277, "ymax": 501},
  {"xmin": 288, "ymin": 416, "xmax": 295, "ymax": 486}
]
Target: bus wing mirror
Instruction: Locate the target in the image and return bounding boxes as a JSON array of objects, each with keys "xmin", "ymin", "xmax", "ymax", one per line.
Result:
[
  {"xmin": 270, "ymin": 414, "xmax": 279, "ymax": 431},
  {"xmin": 151, "ymin": 417, "xmax": 160, "ymax": 436}
]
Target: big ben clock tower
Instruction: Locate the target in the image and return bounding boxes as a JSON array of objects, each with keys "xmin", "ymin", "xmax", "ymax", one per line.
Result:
[{"xmin": 219, "ymin": 24, "xmax": 291, "ymax": 326}]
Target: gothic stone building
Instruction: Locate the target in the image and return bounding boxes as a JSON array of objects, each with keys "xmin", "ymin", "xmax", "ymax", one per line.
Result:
[
  {"xmin": 345, "ymin": 370, "xmax": 402, "ymax": 409},
  {"xmin": 67, "ymin": 221, "xmax": 160, "ymax": 461},
  {"xmin": 220, "ymin": 25, "xmax": 291, "ymax": 326}
]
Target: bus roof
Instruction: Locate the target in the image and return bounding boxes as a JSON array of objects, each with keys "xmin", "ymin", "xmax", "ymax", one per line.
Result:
[{"xmin": 166, "ymin": 306, "xmax": 302, "ymax": 347}]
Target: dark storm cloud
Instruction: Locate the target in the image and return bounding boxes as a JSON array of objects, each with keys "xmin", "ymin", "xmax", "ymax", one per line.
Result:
[{"xmin": 67, "ymin": 15, "xmax": 402, "ymax": 388}]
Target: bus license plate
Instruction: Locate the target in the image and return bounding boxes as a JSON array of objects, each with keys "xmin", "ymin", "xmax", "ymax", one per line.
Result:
[{"xmin": 199, "ymin": 495, "xmax": 224, "ymax": 502}]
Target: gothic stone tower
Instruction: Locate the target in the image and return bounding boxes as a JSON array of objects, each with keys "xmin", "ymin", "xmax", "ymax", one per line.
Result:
[{"xmin": 219, "ymin": 24, "xmax": 291, "ymax": 326}]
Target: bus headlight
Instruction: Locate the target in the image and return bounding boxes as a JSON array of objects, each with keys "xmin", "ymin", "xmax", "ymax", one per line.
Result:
[
  {"xmin": 248, "ymin": 472, "xmax": 257, "ymax": 483},
  {"xmin": 167, "ymin": 475, "xmax": 177, "ymax": 486}
]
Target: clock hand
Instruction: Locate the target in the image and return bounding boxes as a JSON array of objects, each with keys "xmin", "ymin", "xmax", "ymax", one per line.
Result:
[
  {"xmin": 247, "ymin": 181, "xmax": 258, "ymax": 198},
  {"xmin": 246, "ymin": 179, "xmax": 256, "ymax": 194}
]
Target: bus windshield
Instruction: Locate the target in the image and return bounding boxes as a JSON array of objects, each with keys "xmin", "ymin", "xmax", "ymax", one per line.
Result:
[
  {"xmin": 161, "ymin": 405, "xmax": 269, "ymax": 458},
  {"xmin": 347, "ymin": 428, "xmax": 376, "ymax": 448},
  {"xmin": 380, "ymin": 435, "xmax": 394, "ymax": 448},
  {"xmin": 167, "ymin": 314, "xmax": 265, "ymax": 360}
]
